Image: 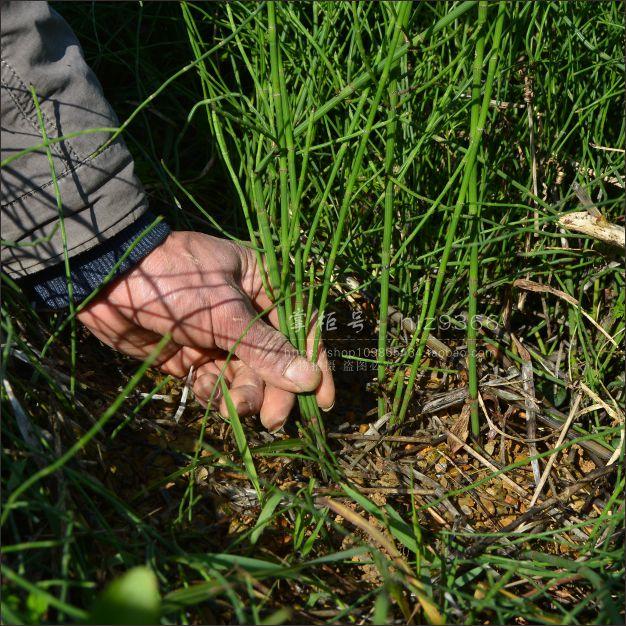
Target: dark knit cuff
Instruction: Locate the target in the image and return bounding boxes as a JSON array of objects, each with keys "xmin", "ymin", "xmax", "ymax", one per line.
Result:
[{"xmin": 26, "ymin": 213, "xmax": 171, "ymax": 309}]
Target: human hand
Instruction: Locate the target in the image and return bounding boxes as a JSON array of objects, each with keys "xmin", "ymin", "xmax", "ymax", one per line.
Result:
[{"xmin": 76, "ymin": 231, "xmax": 335, "ymax": 431}]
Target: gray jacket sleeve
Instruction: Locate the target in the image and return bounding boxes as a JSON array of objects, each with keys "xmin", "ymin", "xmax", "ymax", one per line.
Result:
[{"xmin": 1, "ymin": 0, "xmax": 150, "ymax": 279}]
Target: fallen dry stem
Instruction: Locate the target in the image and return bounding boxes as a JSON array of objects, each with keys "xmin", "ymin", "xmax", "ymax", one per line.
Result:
[
  {"xmin": 529, "ymin": 391, "xmax": 583, "ymax": 507},
  {"xmin": 558, "ymin": 212, "xmax": 625, "ymax": 249}
]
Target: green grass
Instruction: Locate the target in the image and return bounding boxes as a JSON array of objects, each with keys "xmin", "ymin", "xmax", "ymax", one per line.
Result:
[{"xmin": 2, "ymin": 1, "xmax": 624, "ymax": 624}]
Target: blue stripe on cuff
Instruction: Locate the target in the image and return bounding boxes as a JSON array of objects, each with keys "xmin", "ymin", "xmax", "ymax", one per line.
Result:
[{"xmin": 28, "ymin": 213, "xmax": 171, "ymax": 309}]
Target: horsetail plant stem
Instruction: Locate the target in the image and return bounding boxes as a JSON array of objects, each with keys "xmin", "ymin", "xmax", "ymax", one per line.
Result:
[
  {"xmin": 291, "ymin": 1, "xmax": 478, "ymax": 137},
  {"xmin": 397, "ymin": 1, "xmax": 506, "ymax": 424},
  {"xmin": 467, "ymin": 0, "xmax": 488, "ymax": 438},
  {"xmin": 377, "ymin": 72, "xmax": 399, "ymax": 418},
  {"xmin": 267, "ymin": 2, "xmax": 292, "ymax": 290},
  {"xmin": 301, "ymin": 88, "xmax": 370, "ymax": 270},
  {"xmin": 311, "ymin": 1, "xmax": 411, "ymax": 363},
  {"xmin": 268, "ymin": 4, "xmax": 329, "ymax": 448}
]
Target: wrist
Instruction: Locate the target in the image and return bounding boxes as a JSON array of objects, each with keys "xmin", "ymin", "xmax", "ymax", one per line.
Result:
[{"xmin": 25, "ymin": 213, "xmax": 171, "ymax": 310}]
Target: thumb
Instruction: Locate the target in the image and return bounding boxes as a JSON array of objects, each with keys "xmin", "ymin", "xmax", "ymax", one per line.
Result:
[{"xmin": 215, "ymin": 298, "xmax": 321, "ymax": 394}]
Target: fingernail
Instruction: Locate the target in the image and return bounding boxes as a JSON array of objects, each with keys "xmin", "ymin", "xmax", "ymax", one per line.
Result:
[
  {"xmin": 320, "ymin": 401, "xmax": 335, "ymax": 413},
  {"xmin": 284, "ymin": 358, "xmax": 321, "ymax": 392},
  {"xmin": 236, "ymin": 400, "xmax": 254, "ymax": 416},
  {"xmin": 269, "ymin": 418, "xmax": 287, "ymax": 434}
]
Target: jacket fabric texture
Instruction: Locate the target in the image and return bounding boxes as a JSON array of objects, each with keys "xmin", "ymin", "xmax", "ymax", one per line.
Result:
[{"xmin": 1, "ymin": 1, "xmax": 165, "ymax": 290}]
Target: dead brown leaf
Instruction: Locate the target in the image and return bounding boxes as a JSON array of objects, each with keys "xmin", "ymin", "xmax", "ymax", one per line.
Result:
[{"xmin": 448, "ymin": 402, "xmax": 471, "ymax": 454}]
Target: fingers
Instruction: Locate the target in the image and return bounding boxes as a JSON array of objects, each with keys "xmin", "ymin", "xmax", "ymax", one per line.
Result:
[
  {"xmin": 157, "ymin": 345, "xmax": 223, "ymax": 378},
  {"xmin": 193, "ymin": 360, "xmax": 266, "ymax": 419},
  {"xmin": 193, "ymin": 360, "xmax": 294, "ymax": 432},
  {"xmin": 78, "ymin": 299, "xmax": 223, "ymax": 378},
  {"xmin": 217, "ymin": 297, "xmax": 321, "ymax": 394},
  {"xmin": 219, "ymin": 361, "xmax": 265, "ymax": 418},
  {"xmin": 260, "ymin": 385, "xmax": 296, "ymax": 432},
  {"xmin": 192, "ymin": 367, "xmax": 222, "ymax": 409},
  {"xmin": 77, "ymin": 299, "xmax": 181, "ymax": 365}
]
